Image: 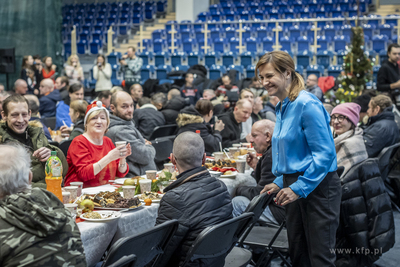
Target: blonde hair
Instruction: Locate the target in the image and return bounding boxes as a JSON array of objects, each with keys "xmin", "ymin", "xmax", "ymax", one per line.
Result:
[
  {"xmin": 370, "ymin": 95, "xmax": 392, "ymax": 113},
  {"xmin": 84, "ymin": 109, "xmax": 109, "ymax": 133},
  {"xmin": 70, "ymin": 100, "xmax": 88, "ymax": 120},
  {"xmin": 255, "ymin": 51, "xmax": 304, "ymax": 102},
  {"xmin": 67, "ymin": 54, "xmax": 81, "ymax": 68}
]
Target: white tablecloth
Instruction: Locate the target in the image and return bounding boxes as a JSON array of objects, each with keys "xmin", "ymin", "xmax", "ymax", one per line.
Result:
[{"xmin": 219, "ymin": 171, "xmax": 257, "ymax": 197}]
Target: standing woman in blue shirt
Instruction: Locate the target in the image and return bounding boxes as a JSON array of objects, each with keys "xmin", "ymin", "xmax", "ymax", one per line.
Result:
[{"xmin": 258, "ymin": 51, "xmax": 341, "ymax": 267}]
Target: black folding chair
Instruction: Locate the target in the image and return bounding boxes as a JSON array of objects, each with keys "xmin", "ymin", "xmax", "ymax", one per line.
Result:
[
  {"xmin": 59, "ymin": 139, "xmax": 72, "ymax": 158},
  {"xmin": 101, "ymin": 219, "xmax": 179, "ymax": 267},
  {"xmin": 42, "ymin": 116, "xmax": 56, "ymax": 130},
  {"xmin": 149, "ymin": 124, "xmax": 177, "ymax": 141},
  {"xmin": 152, "ymin": 136, "xmax": 174, "ymax": 169},
  {"xmin": 181, "ymin": 212, "xmax": 254, "ymax": 267},
  {"xmin": 225, "ymin": 193, "xmax": 271, "ymax": 267}
]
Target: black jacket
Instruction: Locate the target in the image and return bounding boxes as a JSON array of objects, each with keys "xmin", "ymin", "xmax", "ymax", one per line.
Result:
[
  {"xmin": 161, "ymin": 96, "xmax": 187, "ymax": 125},
  {"xmin": 155, "ymin": 166, "xmax": 233, "ymax": 267},
  {"xmin": 377, "ymin": 60, "xmax": 400, "ymax": 97},
  {"xmin": 363, "ymin": 107, "xmax": 400, "ymax": 158},
  {"xmin": 235, "ymin": 146, "xmax": 285, "ymax": 224},
  {"xmin": 210, "ymin": 96, "xmax": 225, "ymax": 116},
  {"xmin": 219, "ymin": 111, "xmax": 243, "ymax": 148},
  {"xmin": 176, "ymin": 106, "xmax": 222, "ymax": 155},
  {"xmin": 132, "ymin": 104, "xmax": 166, "ymax": 140},
  {"xmin": 335, "ymin": 158, "xmax": 395, "ymax": 267}
]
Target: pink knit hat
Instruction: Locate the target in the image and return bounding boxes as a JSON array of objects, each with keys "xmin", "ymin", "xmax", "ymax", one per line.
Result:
[{"xmin": 331, "ymin": 103, "xmax": 361, "ymax": 126}]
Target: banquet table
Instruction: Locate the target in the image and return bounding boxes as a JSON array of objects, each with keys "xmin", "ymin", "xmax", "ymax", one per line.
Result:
[{"xmin": 76, "ymin": 171, "xmax": 256, "ymax": 267}]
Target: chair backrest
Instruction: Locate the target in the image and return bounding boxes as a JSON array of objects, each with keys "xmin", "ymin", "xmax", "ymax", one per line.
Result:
[
  {"xmin": 181, "ymin": 212, "xmax": 254, "ymax": 267},
  {"xmin": 102, "ymin": 220, "xmax": 179, "ymax": 267},
  {"xmin": 149, "ymin": 124, "xmax": 177, "ymax": 140},
  {"xmin": 59, "ymin": 140, "xmax": 73, "ymax": 158},
  {"xmin": 43, "ymin": 117, "xmax": 56, "ymax": 130},
  {"xmin": 377, "ymin": 142, "xmax": 400, "ymax": 181},
  {"xmin": 152, "ymin": 136, "xmax": 174, "ymax": 163}
]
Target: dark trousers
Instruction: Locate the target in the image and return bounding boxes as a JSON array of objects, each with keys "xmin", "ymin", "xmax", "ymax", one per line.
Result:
[{"xmin": 284, "ymin": 172, "xmax": 341, "ymax": 267}]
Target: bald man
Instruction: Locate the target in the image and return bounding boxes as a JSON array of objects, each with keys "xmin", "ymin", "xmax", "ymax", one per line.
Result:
[
  {"xmin": 129, "ymin": 83, "xmax": 143, "ymax": 108},
  {"xmin": 38, "ymin": 79, "xmax": 61, "ymax": 118},
  {"xmin": 106, "ymin": 91, "xmax": 157, "ymax": 176},
  {"xmin": 155, "ymin": 132, "xmax": 232, "ymax": 266},
  {"xmin": 161, "ymin": 89, "xmax": 187, "ymax": 124},
  {"xmin": 14, "ymin": 79, "xmax": 28, "ymax": 95},
  {"xmin": 305, "ymin": 74, "xmax": 324, "ymax": 102},
  {"xmin": 232, "ymin": 120, "xmax": 285, "ymax": 225},
  {"xmin": 218, "ymin": 99, "xmax": 253, "ymax": 148}
]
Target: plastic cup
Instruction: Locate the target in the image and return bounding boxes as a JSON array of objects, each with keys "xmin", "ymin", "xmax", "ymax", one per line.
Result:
[
  {"xmin": 122, "ymin": 186, "xmax": 136, "ymax": 199},
  {"xmin": 64, "ymin": 203, "xmax": 78, "ymax": 218},
  {"xmin": 164, "ymin": 163, "xmax": 174, "ymax": 173},
  {"xmin": 236, "ymin": 160, "xmax": 246, "ymax": 173},
  {"xmin": 232, "ymin": 144, "xmax": 241, "ymax": 147},
  {"xmin": 64, "ymin": 186, "xmax": 78, "ymax": 202},
  {"xmin": 240, "ymin": 147, "xmax": 248, "ymax": 155},
  {"xmin": 115, "ymin": 141, "xmax": 127, "ymax": 147},
  {"xmin": 241, "ymin": 143, "xmax": 252, "ymax": 148},
  {"xmin": 229, "ymin": 147, "xmax": 240, "ymax": 159},
  {"xmin": 139, "ymin": 179, "xmax": 152, "ymax": 194},
  {"xmin": 146, "ymin": 170, "xmax": 157, "ymax": 180},
  {"xmin": 62, "ymin": 192, "xmax": 71, "ymax": 204},
  {"xmin": 70, "ymin": 182, "xmax": 83, "ymax": 197},
  {"xmin": 214, "ymin": 152, "xmax": 224, "ymax": 162}
]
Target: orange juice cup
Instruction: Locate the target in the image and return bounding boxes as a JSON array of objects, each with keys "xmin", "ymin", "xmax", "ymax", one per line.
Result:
[{"xmin": 46, "ymin": 177, "xmax": 63, "ymax": 202}]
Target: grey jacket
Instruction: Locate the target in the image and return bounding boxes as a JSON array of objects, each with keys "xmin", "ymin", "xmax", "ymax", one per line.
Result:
[{"xmin": 106, "ymin": 114, "xmax": 157, "ymax": 176}]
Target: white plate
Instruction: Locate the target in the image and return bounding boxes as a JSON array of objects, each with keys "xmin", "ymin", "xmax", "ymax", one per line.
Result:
[
  {"xmin": 80, "ymin": 210, "xmax": 121, "ymax": 222},
  {"xmin": 220, "ymin": 171, "xmax": 238, "ymax": 179},
  {"xmin": 96, "ymin": 203, "xmax": 142, "ymax": 211},
  {"xmin": 114, "ymin": 178, "xmax": 129, "ymax": 185},
  {"xmin": 136, "ymin": 193, "xmax": 164, "ymax": 203}
]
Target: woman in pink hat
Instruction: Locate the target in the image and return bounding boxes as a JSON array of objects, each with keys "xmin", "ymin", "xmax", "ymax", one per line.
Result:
[
  {"xmin": 331, "ymin": 103, "xmax": 368, "ymax": 177},
  {"xmin": 64, "ymin": 101, "xmax": 132, "ymax": 188}
]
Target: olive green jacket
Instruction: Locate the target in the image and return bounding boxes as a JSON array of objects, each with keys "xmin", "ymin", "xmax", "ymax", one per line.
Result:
[{"xmin": 0, "ymin": 121, "xmax": 68, "ymax": 188}]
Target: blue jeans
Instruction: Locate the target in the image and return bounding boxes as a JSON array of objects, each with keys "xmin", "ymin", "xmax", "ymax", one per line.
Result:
[{"xmin": 232, "ymin": 196, "xmax": 279, "ymax": 225}]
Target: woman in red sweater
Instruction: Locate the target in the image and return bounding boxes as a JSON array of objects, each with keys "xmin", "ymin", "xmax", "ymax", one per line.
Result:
[
  {"xmin": 42, "ymin": 56, "xmax": 56, "ymax": 82},
  {"xmin": 64, "ymin": 101, "xmax": 132, "ymax": 188}
]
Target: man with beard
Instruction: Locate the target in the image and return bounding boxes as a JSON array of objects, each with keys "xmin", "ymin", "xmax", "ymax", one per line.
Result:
[{"xmin": 106, "ymin": 91, "xmax": 156, "ymax": 176}]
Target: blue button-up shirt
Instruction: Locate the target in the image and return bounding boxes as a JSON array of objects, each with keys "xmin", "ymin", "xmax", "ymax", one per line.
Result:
[{"xmin": 272, "ymin": 90, "xmax": 337, "ymax": 198}]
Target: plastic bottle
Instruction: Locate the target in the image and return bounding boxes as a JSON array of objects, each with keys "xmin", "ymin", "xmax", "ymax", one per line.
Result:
[
  {"xmin": 196, "ymin": 130, "xmax": 200, "ymax": 134},
  {"xmin": 45, "ymin": 151, "xmax": 63, "ymax": 202}
]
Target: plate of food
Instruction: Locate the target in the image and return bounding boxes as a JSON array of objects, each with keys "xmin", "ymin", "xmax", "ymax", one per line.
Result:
[
  {"xmin": 220, "ymin": 170, "xmax": 237, "ymax": 179},
  {"xmin": 205, "ymin": 159, "xmax": 237, "ymax": 169},
  {"xmin": 77, "ymin": 191, "xmax": 142, "ymax": 211},
  {"xmin": 137, "ymin": 192, "xmax": 164, "ymax": 203},
  {"xmin": 80, "ymin": 210, "xmax": 121, "ymax": 222}
]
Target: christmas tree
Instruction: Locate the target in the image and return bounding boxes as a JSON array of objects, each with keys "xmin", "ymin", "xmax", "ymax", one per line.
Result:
[{"xmin": 335, "ymin": 26, "xmax": 373, "ymax": 103}]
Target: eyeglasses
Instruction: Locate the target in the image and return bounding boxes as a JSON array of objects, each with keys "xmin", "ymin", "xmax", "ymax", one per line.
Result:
[{"xmin": 330, "ymin": 115, "xmax": 347, "ymax": 123}]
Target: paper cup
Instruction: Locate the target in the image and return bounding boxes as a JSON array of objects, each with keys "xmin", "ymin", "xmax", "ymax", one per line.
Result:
[
  {"xmin": 70, "ymin": 182, "xmax": 83, "ymax": 197},
  {"xmin": 139, "ymin": 179, "xmax": 152, "ymax": 194},
  {"xmin": 122, "ymin": 186, "xmax": 136, "ymax": 199},
  {"xmin": 214, "ymin": 152, "xmax": 224, "ymax": 162},
  {"xmin": 62, "ymin": 192, "xmax": 71, "ymax": 204},
  {"xmin": 64, "ymin": 203, "xmax": 78, "ymax": 218},
  {"xmin": 240, "ymin": 147, "xmax": 248, "ymax": 155},
  {"xmin": 64, "ymin": 186, "xmax": 78, "ymax": 202},
  {"xmin": 164, "ymin": 163, "xmax": 174, "ymax": 173},
  {"xmin": 146, "ymin": 170, "xmax": 157, "ymax": 180},
  {"xmin": 241, "ymin": 143, "xmax": 252, "ymax": 148},
  {"xmin": 232, "ymin": 144, "xmax": 241, "ymax": 147},
  {"xmin": 115, "ymin": 141, "xmax": 127, "ymax": 147},
  {"xmin": 236, "ymin": 160, "xmax": 246, "ymax": 173},
  {"xmin": 229, "ymin": 147, "xmax": 240, "ymax": 159}
]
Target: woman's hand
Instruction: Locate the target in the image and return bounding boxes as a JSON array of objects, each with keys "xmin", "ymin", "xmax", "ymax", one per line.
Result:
[
  {"xmin": 51, "ymin": 64, "xmax": 57, "ymax": 71},
  {"xmin": 215, "ymin": 120, "xmax": 225, "ymax": 132},
  {"xmin": 275, "ymin": 188, "xmax": 299, "ymax": 206},
  {"xmin": 120, "ymin": 143, "xmax": 132, "ymax": 160},
  {"xmin": 260, "ymin": 183, "xmax": 280, "ymax": 195},
  {"xmin": 60, "ymin": 125, "xmax": 72, "ymax": 134},
  {"xmin": 107, "ymin": 144, "xmax": 131, "ymax": 162}
]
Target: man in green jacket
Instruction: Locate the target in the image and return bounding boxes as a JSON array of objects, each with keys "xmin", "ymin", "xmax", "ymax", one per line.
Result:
[{"xmin": 0, "ymin": 94, "xmax": 68, "ymax": 188}]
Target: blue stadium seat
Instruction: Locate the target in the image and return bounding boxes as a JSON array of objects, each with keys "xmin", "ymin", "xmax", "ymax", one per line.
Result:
[
  {"xmin": 175, "ymin": 65, "xmax": 189, "ymax": 72},
  {"xmin": 262, "ymin": 36, "xmax": 274, "ymax": 51},
  {"xmin": 180, "ymin": 28, "xmax": 193, "ymax": 40},
  {"xmin": 227, "ymin": 65, "xmax": 244, "ymax": 80},
  {"xmin": 92, "ymin": 30, "xmax": 103, "ymax": 42},
  {"xmin": 213, "ymin": 38, "xmax": 227, "ymax": 53},
  {"xmin": 245, "ymin": 37, "xmax": 259, "ymax": 53},
  {"xmin": 239, "ymin": 10, "xmax": 250, "ymax": 21},
  {"xmin": 296, "ymin": 50, "xmax": 314, "ymax": 69},
  {"xmin": 154, "ymin": 51, "xmax": 170, "ymax": 66},
  {"xmin": 188, "ymin": 52, "xmax": 202, "ymax": 66},
  {"xmin": 240, "ymin": 51, "xmax": 255, "ymax": 68},
  {"xmin": 385, "ymin": 14, "xmax": 398, "ymax": 26},
  {"xmin": 327, "ymin": 65, "xmax": 343, "ymax": 78},
  {"xmin": 341, "ymin": 24, "xmax": 352, "ymax": 38},
  {"xmin": 152, "ymin": 29, "xmax": 166, "ymax": 40},
  {"xmin": 379, "ymin": 49, "xmax": 388, "ymax": 64},
  {"xmin": 153, "ymin": 39, "xmax": 167, "ymax": 52},
  {"xmin": 138, "ymin": 51, "xmax": 154, "ymax": 66},
  {"xmin": 171, "ymin": 52, "xmax": 186, "ymax": 67},
  {"xmin": 222, "ymin": 52, "xmax": 238, "ymax": 67},
  {"xmin": 373, "ymin": 65, "xmax": 380, "ymax": 83},
  {"xmin": 362, "ymin": 24, "xmax": 375, "ymax": 40},
  {"xmin": 137, "ymin": 39, "xmax": 152, "ymax": 52},
  {"xmin": 198, "ymin": 38, "xmax": 213, "ymax": 53},
  {"xmin": 167, "ymin": 38, "xmax": 181, "ymax": 52},
  {"xmin": 195, "ymin": 28, "xmax": 206, "ymax": 41},
  {"xmin": 317, "ymin": 50, "xmax": 335, "ymax": 69},
  {"xmin": 209, "ymin": 4, "xmax": 221, "ymax": 15},
  {"xmin": 334, "ymin": 35, "xmax": 350, "ymax": 51},
  {"xmin": 372, "ymin": 35, "xmax": 388, "ymax": 52},
  {"xmin": 141, "ymin": 65, "xmax": 155, "ymax": 82},
  {"xmin": 132, "ymin": 14, "xmax": 143, "ymax": 24},
  {"xmin": 165, "ymin": 20, "xmax": 178, "ymax": 31},
  {"xmin": 77, "ymin": 40, "xmax": 87, "ymax": 54},
  {"xmin": 79, "ymin": 31, "xmax": 90, "ymax": 43},
  {"xmin": 228, "ymin": 37, "xmax": 240, "ymax": 53},
  {"xmin": 210, "ymin": 28, "xmax": 221, "ymax": 40},
  {"xmin": 280, "ymin": 36, "xmax": 294, "ymax": 52},
  {"xmin": 183, "ymin": 38, "xmax": 197, "ymax": 53},
  {"xmin": 198, "ymin": 12, "xmax": 210, "ymax": 22},
  {"xmin": 221, "ymin": 3, "xmax": 233, "ymax": 13},
  {"xmin": 364, "ymin": 50, "xmax": 377, "ymax": 63},
  {"xmin": 306, "ymin": 25, "xmax": 321, "ymax": 40},
  {"xmin": 336, "ymin": 50, "xmax": 347, "ymax": 66},
  {"xmin": 111, "ymin": 64, "xmax": 121, "ymax": 86},
  {"xmin": 246, "ymin": 65, "xmax": 256, "ymax": 78},
  {"xmin": 324, "ymin": 25, "xmax": 339, "ymax": 40},
  {"xmin": 295, "ymin": 65, "xmax": 304, "ymax": 76},
  {"xmin": 253, "ymin": 9, "xmax": 265, "ymax": 20},
  {"xmin": 225, "ymin": 27, "xmax": 237, "ymax": 39},
  {"xmin": 289, "ymin": 25, "xmax": 304, "ymax": 40},
  {"xmin": 193, "ymin": 20, "xmax": 203, "ymax": 30},
  {"xmin": 205, "ymin": 52, "xmax": 221, "ymax": 68},
  {"xmin": 211, "ymin": 12, "xmax": 223, "ymax": 21},
  {"xmin": 90, "ymin": 40, "xmax": 101, "ymax": 54},
  {"xmin": 297, "ymin": 36, "xmax": 312, "ymax": 52},
  {"xmin": 317, "ymin": 36, "xmax": 331, "ymax": 51},
  {"xmin": 209, "ymin": 64, "xmax": 226, "ymax": 80},
  {"xmin": 367, "ymin": 14, "xmax": 381, "ymax": 27},
  {"xmin": 379, "ymin": 24, "xmax": 393, "ymax": 39},
  {"xmin": 236, "ymin": 3, "xmax": 248, "ymax": 13},
  {"xmin": 180, "ymin": 20, "xmax": 192, "ymax": 30},
  {"xmin": 64, "ymin": 41, "xmax": 72, "ymax": 57},
  {"xmin": 156, "ymin": 65, "xmax": 172, "ymax": 80},
  {"xmin": 256, "ymin": 26, "xmax": 268, "ymax": 39},
  {"xmin": 306, "ymin": 65, "xmax": 325, "ymax": 77},
  {"xmin": 223, "ymin": 10, "xmax": 236, "ymax": 21}
]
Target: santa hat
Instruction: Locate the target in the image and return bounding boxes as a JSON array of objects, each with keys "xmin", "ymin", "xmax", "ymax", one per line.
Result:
[{"xmin": 84, "ymin": 101, "xmax": 110, "ymax": 126}]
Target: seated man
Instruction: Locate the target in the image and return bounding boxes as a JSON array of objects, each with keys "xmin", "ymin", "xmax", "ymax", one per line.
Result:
[
  {"xmin": 133, "ymin": 93, "xmax": 166, "ymax": 139},
  {"xmin": 130, "ymin": 83, "xmax": 143, "ymax": 108},
  {"xmin": 364, "ymin": 94, "xmax": 400, "ymax": 157},
  {"xmin": 305, "ymin": 74, "xmax": 324, "ymax": 102},
  {"xmin": 39, "ymin": 78, "xmax": 61, "ymax": 118},
  {"xmin": 261, "ymin": 95, "xmax": 279, "ymax": 122},
  {"xmin": 107, "ymin": 91, "xmax": 157, "ymax": 176},
  {"xmin": 13, "ymin": 79, "xmax": 29, "ymax": 95},
  {"xmin": 98, "ymin": 90, "xmax": 112, "ymax": 110},
  {"xmin": 24, "ymin": 94, "xmax": 52, "ymax": 141},
  {"xmin": 55, "ymin": 76, "xmax": 69, "ymax": 102},
  {"xmin": 0, "ymin": 95, "xmax": 67, "ymax": 188},
  {"xmin": 155, "ymin": 132, "xmax": 233, "ymax": 266},
  {"xmin": 232, "ymin": 120, "xmax": 285, "ymax": 225},
  {"xmin": 161, "ymin": 89, "xmax": 187, "ymax": 125},
  {"xmin": 203, "ymin": 89, "xmax": 224, "ymax": 115},
  {"xmin": 219, "ymin": 99, "xmax": 253, "ymax": 148},
  {"xmin": 0, "ymin": 143, "xmax": 86, "ymax": 266}
]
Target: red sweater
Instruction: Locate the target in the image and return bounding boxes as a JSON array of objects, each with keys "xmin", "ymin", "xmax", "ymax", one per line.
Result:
[
  {"xmin": 42, "ymin": 69, "xmax": 56, "ymax": 82},
  {"xmin": 64, "ymin": 135, "xmax": 129, "ymax": 188}
]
